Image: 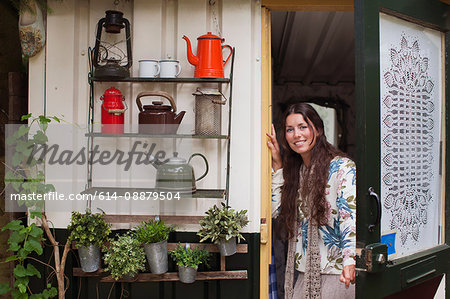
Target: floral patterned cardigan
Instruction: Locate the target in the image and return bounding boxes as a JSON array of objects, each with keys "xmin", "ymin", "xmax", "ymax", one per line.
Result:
[{"xmin": 272, "ymin": 156, "xmax": 357, "ymax": 274}]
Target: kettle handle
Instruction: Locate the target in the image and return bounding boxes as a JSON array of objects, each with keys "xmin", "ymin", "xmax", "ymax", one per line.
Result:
[
  {"xmin": 222, "ymin": 44, "xmax": 233, "ymax": 67},
  {"xmin": 136, "ymin": 91, "xmax": 177, "ymax": 112},
  {"xmin": 188, "ymin": 153, "xmax": 209, "ymax": 181}
]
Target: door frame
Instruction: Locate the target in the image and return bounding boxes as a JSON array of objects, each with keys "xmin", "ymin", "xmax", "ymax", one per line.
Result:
[{"xmin": 260, "ymin": 2, "xmax": 354, "ymax": 299}]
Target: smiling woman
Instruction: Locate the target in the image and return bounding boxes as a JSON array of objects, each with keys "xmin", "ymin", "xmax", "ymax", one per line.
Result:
[{"xmin": 267, "ymin": 102, "xmax": 356, "ymax": 299}]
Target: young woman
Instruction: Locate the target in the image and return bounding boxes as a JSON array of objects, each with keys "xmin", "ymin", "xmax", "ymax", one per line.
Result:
[{"xmin": 267, "ymin": 103, "xmax": 356, "ymax": 299}]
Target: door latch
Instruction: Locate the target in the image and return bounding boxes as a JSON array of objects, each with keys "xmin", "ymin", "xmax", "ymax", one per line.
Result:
[{"xmin": 359, "ymin": 243, "xmax": 388, "ymax": 273}]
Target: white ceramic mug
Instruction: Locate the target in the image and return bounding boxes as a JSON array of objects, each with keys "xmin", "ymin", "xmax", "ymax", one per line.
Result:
[
  {"xmin": 159, "ymin": 59, "xmax": 182, "ymax": 78},
  {"xmin": 139, "ymin": 60, "xmax": 160, "ymax": 77}
]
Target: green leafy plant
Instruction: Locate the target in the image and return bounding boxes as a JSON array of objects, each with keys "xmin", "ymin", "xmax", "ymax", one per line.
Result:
[
  {"xmin": 0, "ymin": 114, "xmax": 70, "ymax": 298},
  {"xmin": 0, "ymin": 220, "xmax": 57, "ymax": 298},
  {"xmin": 169, "ymin": 243, "xmax": 210, "ymax": 268},
  {"xmin": 133, "ymin": 219, "xmax": 174, "ymax": 244},
  {"xmin": 67, "ymin": 210, "xmax": 111, "ymax": 248},
  {"xmin": 103, "ymin": 233, "xmax": 146, "ymax": 280},
  {"xmin": 197, "ymin": 203, "xmax": 249, "ymax": 244},
  {"xmin": 8, "ymin": 0, "xmax": 58, "ymax": 14}
]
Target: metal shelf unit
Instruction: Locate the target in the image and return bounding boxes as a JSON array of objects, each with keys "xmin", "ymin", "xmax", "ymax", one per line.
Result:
[{"xmin": 85, "ymin": 48, "xmax": 235, "ymax": 206}]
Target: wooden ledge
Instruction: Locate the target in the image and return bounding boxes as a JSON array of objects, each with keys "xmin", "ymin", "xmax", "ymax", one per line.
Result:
[
  {"xmin": 72, "ymin": 268, "xmax": 248, "ymax": 282},
  {"xmin": 72, "ymin": 242, "xmax": 248, "ymax": 253}
]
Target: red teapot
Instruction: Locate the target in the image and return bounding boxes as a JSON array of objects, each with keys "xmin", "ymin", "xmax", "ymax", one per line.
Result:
[{"xmin": 183, "ymin": 32, "xmax": 233, "ymax": 78}]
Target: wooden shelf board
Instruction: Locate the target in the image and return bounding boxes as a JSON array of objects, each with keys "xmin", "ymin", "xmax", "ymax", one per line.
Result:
[
  {"xmin": 73, "ymin": 268, "xmax": 248, "ymax": 282},
  {"xmin": 72, "ymin": 242, "xmax": 248, "ymax": 253}
]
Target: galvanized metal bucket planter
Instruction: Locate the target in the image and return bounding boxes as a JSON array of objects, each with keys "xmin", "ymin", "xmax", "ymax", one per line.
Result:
[
  {"xmin": 144, "ymin": 240, "xmax": 168, "ymax": 274},
  {"xmin": 78, "ymin": 244, "xmax": 100, "ymax": 272},
  {"xmin": 178, "ymin": 265, "xmax": 197, "ymax": 283},
  {"xmin": 218, "ymin": 237, "xmax": 237, "ymax": 256}
]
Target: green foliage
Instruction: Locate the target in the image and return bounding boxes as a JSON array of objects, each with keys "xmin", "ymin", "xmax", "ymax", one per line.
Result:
[
  {"xmin": 1, "ymin": 219, "xmax": 57, "ymax": 297},
  {"xmin": 169, "ymin": 243, "xmax": 210, "ymax": 268},
  {"xmin": 103, "ymin": 233, "xmax": 146, "ymax": 280},
  {"xmin": 2, "ymin": 114, "xmax": 61, "ymax": 298},
  {"xmin": 67, "ymin": 210, "xmax": 111, "ymax": 248},
  {"xmin": 133, "ymin": 219, "xmax": 174, "ymax": 244},
  {"xmin": 8, "ymin": 0, "xmax": 59, "ymax": 14},
  {"xmin": 5, "ymin": 114, "xmax": 61, "ymax": 215},
  {"xmin": 197, "ymin": 203, "xmax": 249, "ymax": 244}
]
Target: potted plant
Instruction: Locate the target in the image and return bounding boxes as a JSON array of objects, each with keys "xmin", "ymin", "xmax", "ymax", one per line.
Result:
[
  {"xmin": 197, "ymin": 203, "xmax": 249, "ymax": 256},
  {"xmin": 103, "ymin": 232, "xmax": 146, "ymax": 280},
  {"xmin": 67, "ymin": 210, "xmax": 111, "ymax": 272},
  {"xmin": 133, "ymin": 219, "xmax": 175, "ymax": 274},
  {"xmin": 169, "ymin": 243, "xmax": 210, "ymax": 283}
]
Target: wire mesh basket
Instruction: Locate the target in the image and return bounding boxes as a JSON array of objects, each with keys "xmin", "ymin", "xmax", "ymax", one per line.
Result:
[{"xmin": 193, "ymin": 88, "xmax": 226, "ymax": 136}]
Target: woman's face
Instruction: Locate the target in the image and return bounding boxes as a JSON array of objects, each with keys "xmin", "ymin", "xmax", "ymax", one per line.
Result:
[{"xmin": 285, "ymin": 113, "xmax": 318, "ymax": 165}]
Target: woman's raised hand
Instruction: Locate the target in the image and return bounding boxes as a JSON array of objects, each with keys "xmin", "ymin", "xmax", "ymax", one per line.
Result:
[{"xmin": 266, "ymin": 124, "xmax": 282, "ymax": 171}]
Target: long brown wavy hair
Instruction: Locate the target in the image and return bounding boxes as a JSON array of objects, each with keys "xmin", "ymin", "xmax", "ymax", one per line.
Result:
[{"xmin": 279, "ymin": 103, "xmax": 346, "ymax": 239}]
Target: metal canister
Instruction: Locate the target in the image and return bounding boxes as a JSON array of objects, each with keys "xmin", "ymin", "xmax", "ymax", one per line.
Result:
[
  {"xmin": 192, "ymin": 88, "xmax": 226, "ymax": 136},
  {"xmin": 100, "ymin": 86, "xmax": 127, "ymax": 134}
]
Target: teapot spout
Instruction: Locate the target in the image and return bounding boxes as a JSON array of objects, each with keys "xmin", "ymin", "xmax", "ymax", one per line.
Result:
[
  {"xmin": 182, "ymin": 35, "xmax": 199, "ymax": 66},
  {"xmin": 174, "ymin": 111, "xmax": 186, "ymax": 125}
]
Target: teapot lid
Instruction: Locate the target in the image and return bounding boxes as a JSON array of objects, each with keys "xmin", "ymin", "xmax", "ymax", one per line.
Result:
[
  {"xmin": 166, "ymin": 152, "xmax": 187, "ymax": 165},
  {"xmin": 198, "ymin": 32, "xmax": 223, "ymax": 41},
  {"xmin": 143, "ymin": 101, "xmax": 172, "ymax": 111}
]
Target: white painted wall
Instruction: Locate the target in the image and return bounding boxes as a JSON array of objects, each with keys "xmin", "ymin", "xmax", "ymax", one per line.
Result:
[{"xmin": 29, "ymin": 0, "xmax": 262, "ymax": 232}]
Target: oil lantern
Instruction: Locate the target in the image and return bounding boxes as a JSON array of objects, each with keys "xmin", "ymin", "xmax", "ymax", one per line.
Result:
[
  {"xmin": 92, "ymin": 10, "xmax": 132, "ymax": 78},
  {"xmin": 101, "ymin": 87, "xmax": 127, "ymax": 134}
]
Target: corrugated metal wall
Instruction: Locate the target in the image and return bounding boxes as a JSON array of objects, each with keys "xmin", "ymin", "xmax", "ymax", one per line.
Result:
[{"xmin": 29, "ymin": 0, "xmax": 262, "ymax": 233}]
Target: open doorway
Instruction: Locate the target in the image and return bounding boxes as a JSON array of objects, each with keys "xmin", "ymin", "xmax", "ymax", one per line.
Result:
[
  {"xmin": 269, "ymin": 10, "xmax": 356, "ymax": 298},
  {"xmin": 271, "ymin": 11, "xmax": 356, "ymax": 157}
]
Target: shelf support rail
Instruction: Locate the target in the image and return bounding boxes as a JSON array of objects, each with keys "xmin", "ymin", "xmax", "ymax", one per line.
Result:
[{"xmin": 225, "ymin": 48, "xmax": 236, "ymax": 206}]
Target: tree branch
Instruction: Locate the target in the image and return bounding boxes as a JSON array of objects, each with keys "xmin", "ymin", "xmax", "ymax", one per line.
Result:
[{"xmin": 26, "ymin": 256, "xmax": 57, "ymax": 273}]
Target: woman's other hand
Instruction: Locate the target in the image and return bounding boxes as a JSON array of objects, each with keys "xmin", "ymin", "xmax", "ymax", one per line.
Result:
[
  {"xmin": 266, "ymin": 124, "xmax": 282, "ymax": 171},
  {"xmin": 339, "ymin": 264, "xmax": 356, "ymax": 288}
]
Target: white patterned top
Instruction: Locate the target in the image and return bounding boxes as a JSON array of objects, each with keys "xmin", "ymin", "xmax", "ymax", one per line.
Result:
[{"xmin": 272, "ymin": 156, "xmax": 357, "ymax": 274}]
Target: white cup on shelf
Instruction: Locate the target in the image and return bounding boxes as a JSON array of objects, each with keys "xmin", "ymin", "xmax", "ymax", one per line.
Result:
[
  {"xmin": 139, "ymin": 60, "xmax": 160, "ymax": 78},
  {"xmin": 159, "ymin": 59, "xmax": 182, "ymax": 78}
]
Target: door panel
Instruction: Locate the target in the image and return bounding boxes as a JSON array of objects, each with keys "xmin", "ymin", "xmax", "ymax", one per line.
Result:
[
  {"xmin": 379, "ymin": 13, "xmax": 444, "ymax": 259},
  {"xmin": 355, "ymin": 0, "xmax": 450, "ymax": 298}
]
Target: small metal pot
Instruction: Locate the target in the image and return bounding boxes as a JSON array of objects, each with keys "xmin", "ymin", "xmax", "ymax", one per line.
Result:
[
  {"xmin": 144, "ymin": 240, "xmax": 168, "ymax": 274},
  {"xmin": 217, "ymin": 237, "xmax": 237, "ymax": 256},
  {"xmin": 78, "ymin": 244, "xmax": 100, "ymax": 272},
  {"xmin": 178, "ymin": 265, "xmax": 197, "ymax": 283}
]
